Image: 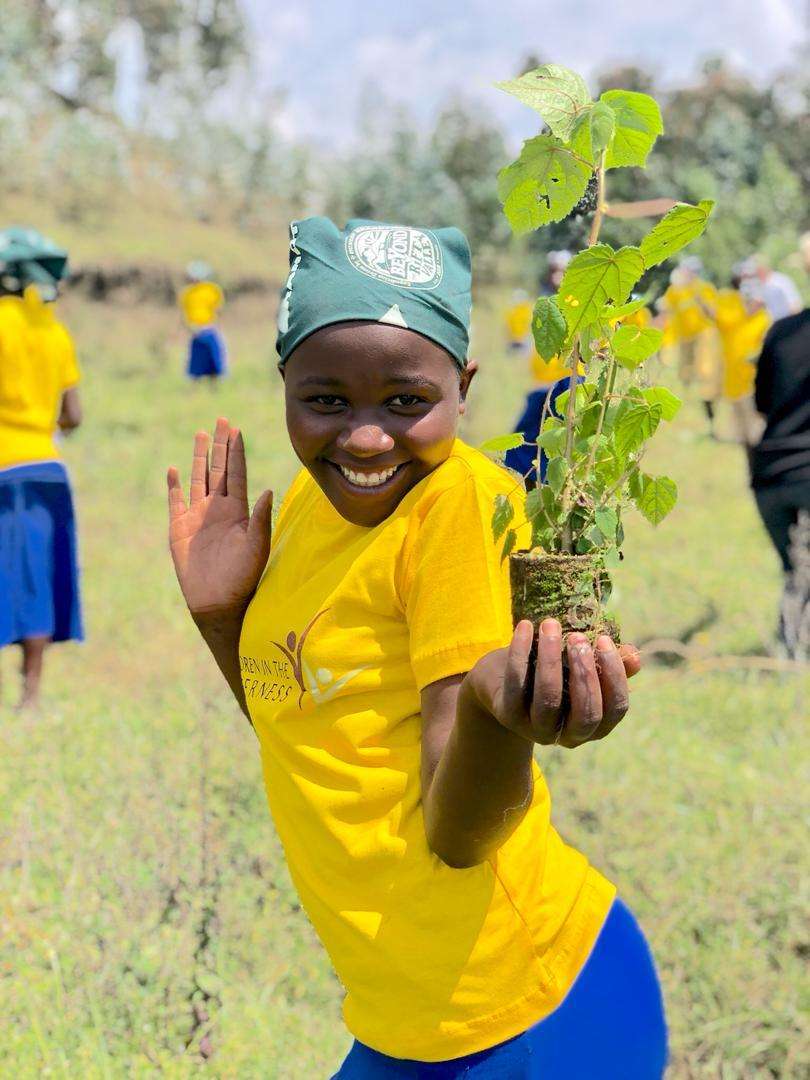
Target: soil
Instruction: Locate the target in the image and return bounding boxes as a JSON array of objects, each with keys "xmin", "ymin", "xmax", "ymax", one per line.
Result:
[{"xmin": 509, "ymin": 550, "xmax": 619, "ymax": 641}]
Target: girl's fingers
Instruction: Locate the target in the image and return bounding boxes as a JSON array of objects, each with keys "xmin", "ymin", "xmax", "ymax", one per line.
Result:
[
  {"xmin": 591, "ymin": 635, "xmax": 631, "ymax": 740},
  {"xmin": 167, "ymin": 466, "xmax": 187, "ymax": 520},
  {"xmin": 619, "ymin": 643, "xmax": 642, "ymax": 679},
  {"xmin": 190, "ymin": 431, "xmax": 210, "ymax": 505},
  {"xmin": 500, "ymin": 620, "xmax": 534, "ymax": 724},
  {"xmin": 247, "ymin": 488, "xmax": 274, "ymax": 545},
  {"xmin": 560, "ymin": 634, "xmax": 603, "ymax": 747},
  {"xmin": 227, "ymin": 428, "xmax": 248, "ymax": 503},
  {"xmin": 209, "ymin": 417, "xmax": 230, "ymax": 496},
  {"xmin": 530, "ymin": 618, "xmax": 564, "ymax": 743}
]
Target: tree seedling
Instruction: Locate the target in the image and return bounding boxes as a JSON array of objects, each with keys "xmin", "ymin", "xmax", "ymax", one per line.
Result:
[{"xmin": 483, "ymin": 64, "xmax": 713, "ymax": 636}]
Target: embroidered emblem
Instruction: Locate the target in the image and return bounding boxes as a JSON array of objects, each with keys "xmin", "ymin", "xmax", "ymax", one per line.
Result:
[{"xmin": 345, "ymin": 226, "xmax": 443, "ymax": 289}]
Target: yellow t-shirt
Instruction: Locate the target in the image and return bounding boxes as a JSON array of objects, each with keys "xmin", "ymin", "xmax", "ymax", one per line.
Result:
[
  {"xmin": 0, "ymin": 294, "xmax": 81, "ymax": 470},
  {"xmin": 505, "ymin": 300, "xmax": 532, "ymax": 341},
  {"xmin": 240, "ymin": 439, "xmax": 615, "ymax": 1061},
  {"xmin": 621, "ymin": 306, "xmax": 651, "ymax": 331},
  {"xmin": 661, "ymin": 280, "xmax": 716, "ymax": 342},
  {"xmin": 714, "ymin": 290, "xmax": 770, "ymax": 400},
  {"xmin": 530, "ymin": 350, "xmax": 570, "ymax": 385},
  {"xmin": 179, "ymin": 281, "xmax": 223, "ymax": 328}
]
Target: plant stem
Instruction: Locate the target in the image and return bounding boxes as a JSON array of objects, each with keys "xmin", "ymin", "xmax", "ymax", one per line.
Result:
[
  {"xmin": 561, "ymin": 155, "xmax": 608, "ymax": 553},
  {"xmin": 560, "ymin": 344, "xmax": 580, "ymax": 553},
  {"xmin": 560, "ymin": 153, "xmax": 609, "ymax": 554},
  {"xmin": 582, "ymin": 353, "xmax": 618, "ymax": 482},
  {"xmin": 587, "ymin": 153, "xmax": 607, "ymax": 247}
]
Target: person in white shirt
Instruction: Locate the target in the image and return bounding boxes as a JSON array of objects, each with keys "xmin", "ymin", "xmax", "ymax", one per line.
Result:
[{"xmin": 752, "ymin": 255, "xmax": 803, "ymax": 322}]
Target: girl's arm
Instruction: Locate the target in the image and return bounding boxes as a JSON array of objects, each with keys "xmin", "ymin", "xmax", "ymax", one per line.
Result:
[
  {"xmin": 191, "ymin": 605, "xmax": 253, "ymax": 718},
  {"xmin": 58, "ymin": 387, "xmax": 82, "ymax": 431},
  {"xmin": 167, "ymin": 417, "xmax": 273, "ymax": 721},
  {"xmin": 421, "ymin": 620, "xmax": 641, "ymax": 869}
]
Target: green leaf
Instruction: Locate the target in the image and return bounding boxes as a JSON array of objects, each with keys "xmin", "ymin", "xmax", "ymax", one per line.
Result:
[
  {"xmin": 639, "ymin": 200, "xmax": 715, "ymax": 269},
  {"xmin": 491, "ymin": 493, "xmax": 514, "ymax": 541},
  {"xmin": 546, "ymin": 456, "xmax": 568, "ymax": 495},
  {"xmin": 637, "ymin": 475, "xmax": 678, "ymax": 525},
  {"xmin": 571, "ymin": 100, "xmax": 616, "ymax": 158},
  {"xmin": 627, "ymin": 468, "xmax": 645, "ymax": 501},
  {"xmin": 641, "ymin": 386, "xmax": 682, "ymax": 421},
  {"xmin": 498, "ymin": 135, "xmax": 592, "ymax": 234},
  {"xmin": 576, "ymin": 524, "xmax": 606, "ymax": 553},
  {"xmin": 613, "ymin": 324, "xmax": 664, "ymax": 369},
  {"xmin": 595, "ymin": 506, "xmax": 619, "ymax": 541},
  {"xmin": 600, "ymin": 89, "xmax": 663, "ymax": 168},
  {"xmin": 554, "ymin": 382, "xmax": 591, "ymax": 418},
  {"xmin": 557, "ymin": 244, "xmax": 645, "ymax": 339},
  {"xmin": 536, "ymin": 421, "xmax": 566, "ymax": 455},
  {"xmin": 577, "ymin": 402, "xmax": 605, "ymax": 439},
  {"xmin": 524, "ymin": 487, "xmax": 544, "ymax": 522},
  {"xmin": 614, "ymin": 403, "xmax": 663, "ymax": 458},
  {"xmin": 532, "ymin": 297, "xmax": 568, "ymax": 361},
  {"xmin": 496, "ymin": 65, "xmax": 591, "ymax": 141},
  {"xmin": 479, "ymin": 432, "xmax": 525, "ymax": 453},
  {"xmin": 578, "ymin": 321, "xmax": 606, "ymax": 364},
  {"xmin": 600, "ymin": 297, "xmax": 648, "ymax": 322},
  {"xmin": 501, "ymin": 528, "xmax": 518, "ymax": 562},
  {"xmin": 602, "ymin": 545, "xmax": 622, "ymax": 570}
]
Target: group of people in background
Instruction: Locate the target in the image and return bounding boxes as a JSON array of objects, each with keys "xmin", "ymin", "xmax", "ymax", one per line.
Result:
[
  {"xmin": 504, "ymin": 239, "xmax": 810, "ymax": 657},
  {"xmin": 0, "ymin": 228, "xmax": 228, "ymax": 709}
]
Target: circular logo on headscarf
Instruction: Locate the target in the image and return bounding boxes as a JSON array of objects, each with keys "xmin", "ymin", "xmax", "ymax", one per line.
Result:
[{"xmin": 345, "ymin": 226, "xmax": 443, "ymax": 290}]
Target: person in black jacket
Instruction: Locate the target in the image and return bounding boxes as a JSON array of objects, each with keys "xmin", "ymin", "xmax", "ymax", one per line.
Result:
[{"xmin": 750, "ymin": 285, "xmax": 810, "ymax": 653}]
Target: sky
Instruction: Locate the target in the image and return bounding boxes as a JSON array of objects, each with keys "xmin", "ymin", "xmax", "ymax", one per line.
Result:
[{"xmin": 239, "ymin": 0, "xmax": 807, "ymax": 148}]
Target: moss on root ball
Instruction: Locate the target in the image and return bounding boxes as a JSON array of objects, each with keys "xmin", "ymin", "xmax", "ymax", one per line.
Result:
[{"xmin": 509, "ymin": 551, "xmax": 619, "ymax": 641}]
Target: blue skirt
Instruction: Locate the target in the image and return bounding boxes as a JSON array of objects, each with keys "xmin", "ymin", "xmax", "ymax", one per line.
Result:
[
  {"xmin": 332, "ymin": 898, "xmax": 668, "ymax": 1079},
  {"xmin": 0, "ymin": 461, "xmax": 84, "ymax": 646},
  {"xmin": 186, "ymin": 327, "xmax": 227, "ymax": 378}
]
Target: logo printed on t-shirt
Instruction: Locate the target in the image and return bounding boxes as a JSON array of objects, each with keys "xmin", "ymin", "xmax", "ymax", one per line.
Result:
[
  {"xmin": 242, "ymin": 608, "xmax": 369, "ymax": 710},
  {"xmin": 345, "ymin": 226, "xmax": 444, "ymax": 290}
]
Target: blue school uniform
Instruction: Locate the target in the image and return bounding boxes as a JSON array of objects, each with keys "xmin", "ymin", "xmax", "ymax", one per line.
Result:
[
  {"xmin": 0, "ymin": 461, "xmax": 83, "ymax": 646},
  {"xmin": 186, "ymin": 326, "xmax": 227, "ymax": 378}
]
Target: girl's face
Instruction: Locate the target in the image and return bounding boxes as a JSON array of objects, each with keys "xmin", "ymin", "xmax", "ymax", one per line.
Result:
[{"xmin": 282, "ymin": 321, "xmax": 476, "ymax": 527}]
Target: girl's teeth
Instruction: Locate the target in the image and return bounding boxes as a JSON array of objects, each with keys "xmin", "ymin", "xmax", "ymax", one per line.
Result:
[{"xmin": 339, "ymin": 465, "xmax": 398, "ymax": 487}]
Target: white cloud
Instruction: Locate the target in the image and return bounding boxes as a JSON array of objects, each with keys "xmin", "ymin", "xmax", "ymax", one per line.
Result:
[{"xmin": 238, "ymin": 0, "xmax": 806, "ymax": 145}]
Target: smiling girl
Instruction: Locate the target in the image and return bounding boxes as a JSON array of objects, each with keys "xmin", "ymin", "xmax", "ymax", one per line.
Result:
[{"xmin": 168, "ymin": 218, "xmax": 667, "ymax": 1078}]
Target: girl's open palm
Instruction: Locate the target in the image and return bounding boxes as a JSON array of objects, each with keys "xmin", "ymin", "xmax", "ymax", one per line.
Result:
[{"xmin": 167, "ymin": 417, "xmax": 273, "ymax": 616}]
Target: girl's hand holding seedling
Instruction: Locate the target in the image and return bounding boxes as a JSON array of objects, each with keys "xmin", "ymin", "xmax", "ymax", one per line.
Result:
[
  {"xmin": 465, "ymin": 618, "xmax": 641, "ymax": 748},
  {"xmin": 167, "ymin": 416, "xmax": 273, "ymax": 618}
]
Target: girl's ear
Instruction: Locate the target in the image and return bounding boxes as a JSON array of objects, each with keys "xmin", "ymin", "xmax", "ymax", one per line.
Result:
[{"xmin": 458, "ymin": 359, "xmax": 478, "ymax": 415}]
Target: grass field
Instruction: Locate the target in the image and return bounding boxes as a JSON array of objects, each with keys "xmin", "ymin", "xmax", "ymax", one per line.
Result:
[{"xmin": 1, "ymin": 286, "xmax": 808, "ymax": 1078}]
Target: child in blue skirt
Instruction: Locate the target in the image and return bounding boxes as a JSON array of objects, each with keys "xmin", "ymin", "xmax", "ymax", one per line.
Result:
[
  {"xmin": 180, "ymin": 261, "xmax": 227, "ymax": 382},
  {"xmin": 0, "ymin": 228, "xmax": 84, "ymax": 709}
]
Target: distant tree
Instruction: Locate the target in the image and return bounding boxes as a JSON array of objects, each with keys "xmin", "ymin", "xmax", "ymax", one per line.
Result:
[
  {"xmin": 596, "ymin": 64, "xmax": 656, "ymax": 95},
  {"xmin": 328, "ymin": 101, "xmax": 511, "ymax": 256},
  {"xmin": 430, "ymin": 101, "xmax": 511, "ymax": 251}
]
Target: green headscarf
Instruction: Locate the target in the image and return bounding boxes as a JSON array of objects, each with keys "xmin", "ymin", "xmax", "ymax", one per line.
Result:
[
  {"xmin": 0, "ymin": 226, "xmax": 68, "ymax": 298},
  {"xmin": 276, "ymin": 217, "xmax": 472, "ymax": 368}
]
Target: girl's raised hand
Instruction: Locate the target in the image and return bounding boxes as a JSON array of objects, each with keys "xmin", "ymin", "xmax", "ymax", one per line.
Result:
[
  {"xmin": 167, "ymin": 417, "xmax": 273, "ymax": 617},
  {"xmin": 467, "ymin": 619, "xmax": 641, "ymax": 749}
]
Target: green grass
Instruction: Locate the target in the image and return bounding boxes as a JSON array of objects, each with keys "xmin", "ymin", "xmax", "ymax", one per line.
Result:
[
  {"xmin": 1, "ymin": 191, "xmax": 289, "ymax": 286},
  {"xmin": 0, "ymin": 288, "xmax": 807, "ymax": 1077}
]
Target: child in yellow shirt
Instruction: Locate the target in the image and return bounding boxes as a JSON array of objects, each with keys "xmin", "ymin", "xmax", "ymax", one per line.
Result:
[
  {"xmin": 710, "ymin": 271, "xmax": 770, "ymax": 444},
  {"xmin": 179, "ymin": 262, "xmax": 227, "ymax": 381},
  {"xmin": 167, "ymin": 219, "xmax": 667, "ymax": 1077},
  {"xmin": 0, "ymin": 227, "xmax": 83, "ymax": 709}
]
